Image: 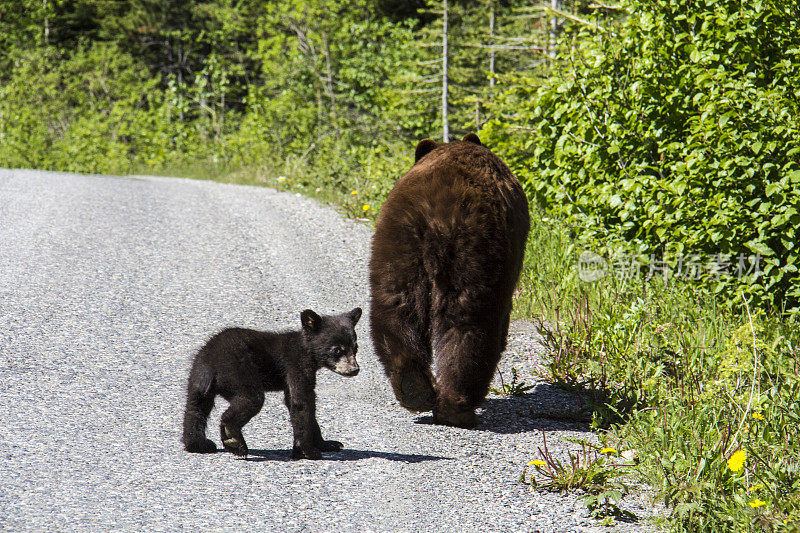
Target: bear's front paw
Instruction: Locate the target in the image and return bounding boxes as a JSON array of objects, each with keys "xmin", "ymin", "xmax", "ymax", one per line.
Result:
[
  {"xmin": 318, "ymin": 440, "xmax": 343, "ymax": 452},
  {"xmin": 292, "ymin": 446, "xmax": 323, "ymax": 460}
]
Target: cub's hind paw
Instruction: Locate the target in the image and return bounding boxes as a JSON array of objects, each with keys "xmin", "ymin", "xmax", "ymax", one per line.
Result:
[
  {"xmin": 184, "ymin": 438, "xmax": 217, "ymax": 453},
  {"xmin": 220, "ymin": 425, "xmax": 249, "ymax": 456},
  {"xmin": 318, "ymin": 440, "xmax": 343, "ymax": 452},
  {"xmin": 222, "ymin": 437, "xmax": 248, "ymax": 457}
]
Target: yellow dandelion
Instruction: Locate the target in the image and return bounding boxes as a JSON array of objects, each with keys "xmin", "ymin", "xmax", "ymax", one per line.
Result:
[
  {"xmin": 600, "ymin": 447, "xmax": 618, "ymax": 455},
  {"xmin": 727, "ymin": 450, "xmax": 747, "ymax": 472},
  {"xmin": 749, "ymin": 499, "xmax": 767, "ymax": 508},
  {"xmin": 527, "ymin": 460, "xmax": 546, "ymax": 466},
  {"xmin": 362, "ymin": 204, "xmax": 370, "ymax": 211},
  {"xmin": 748, "ymin": 484, "xmax": 763, "ymax": 492},
  {"xmin": 751, "ymin": 412, "xmax": 764, "ymax": 420},
  {"xmin": 351, "ymin": 190, "xmax": 358, "ymax": 195}
]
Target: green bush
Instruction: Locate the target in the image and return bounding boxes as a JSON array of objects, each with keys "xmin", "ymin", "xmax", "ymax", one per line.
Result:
[
  {"xmin": 0, "ymin": 43, "xmax": 169, "ymax": 173},
  {"xmin": 484, "ymin": 0, "xmax": 800, "ymax": 313}
]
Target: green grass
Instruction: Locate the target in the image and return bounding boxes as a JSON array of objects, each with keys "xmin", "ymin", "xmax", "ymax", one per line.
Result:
[
  {"xmin": 512, "ymin": 211, "xmax": 800, "ymax": 532},
  {"xmin": 139, "ymin": 138, "xmax": 411, "ymax": 223}
]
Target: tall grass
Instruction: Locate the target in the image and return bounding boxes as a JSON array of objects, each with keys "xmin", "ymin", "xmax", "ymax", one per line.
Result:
[{"xmin": 513, "ymin": 211, "xmax": 800, "ymax": 532}]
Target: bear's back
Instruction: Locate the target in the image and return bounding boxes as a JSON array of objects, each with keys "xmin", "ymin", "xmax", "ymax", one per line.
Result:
[
  {"xmin": 375, "ymin": 139, "xmax": 528, "ymax": 249},
  {"xmin": 371, "ymin": 138, "xmax": 529, "ymax": 306}
]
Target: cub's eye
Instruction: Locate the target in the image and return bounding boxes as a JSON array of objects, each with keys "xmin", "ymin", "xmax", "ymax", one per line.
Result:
[{"xmin": 333, "ymin": 346, "xmax": 343, "ymax": 355}]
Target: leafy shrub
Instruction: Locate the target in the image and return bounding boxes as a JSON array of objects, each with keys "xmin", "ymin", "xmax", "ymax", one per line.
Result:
[
  {"xmin": 484, "ymin": 0, "xmax": 800, "ymax": 313},
  {"xmin": 0, "ymin": 42, "xmax": 220, "ymax": 175}
]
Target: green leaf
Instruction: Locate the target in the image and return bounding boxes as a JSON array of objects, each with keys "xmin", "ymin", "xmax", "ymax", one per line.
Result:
[
  {"xmin": 765, "ymin": 182, "xmax": 782, "ymax": 197},
  {"xmin": 745, "ymin": 240, "xmax": 774, "ymax": 256}
]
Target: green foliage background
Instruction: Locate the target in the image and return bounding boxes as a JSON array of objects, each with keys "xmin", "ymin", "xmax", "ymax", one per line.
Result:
[
  {"xmin": 484, "ymin": 0, "xmax": 800, "ymax": 312},
  {"xmin": 2, "ymin": 0, "xmax": 795, "ymax": 312},
  {"xmin": 0, "ymin": 0, "xmax": 556, "ymax": 215}
]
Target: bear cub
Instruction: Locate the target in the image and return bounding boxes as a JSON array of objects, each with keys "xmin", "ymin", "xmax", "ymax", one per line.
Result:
[{"xmin": 182, "ymin": 307, "xmax": 361, "ymax": 459}]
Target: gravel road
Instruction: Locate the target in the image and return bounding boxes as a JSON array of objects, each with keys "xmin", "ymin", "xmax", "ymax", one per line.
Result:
[{"xmin": 0, "ymin": 169, "xmax": 655, "ymax": 532}]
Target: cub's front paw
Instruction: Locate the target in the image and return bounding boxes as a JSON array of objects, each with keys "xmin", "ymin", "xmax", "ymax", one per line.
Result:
[
  {"xmin": 292, "ymin": 446, "xmax": 323, "ymax": 460},
  {"xmin": 318, "ymin": 440, "xmax": 343, "ymax": 452},
  {"xmin": 184, "ymin": 438, "xmax": 217, "ymax": 453}
]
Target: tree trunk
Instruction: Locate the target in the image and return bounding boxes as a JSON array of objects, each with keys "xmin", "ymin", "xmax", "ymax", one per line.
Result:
[
  {"xmin": 488, "ymin": 2, "xmax": 495, "ymax": 100},
  {"xmin": 442, "ymin": 0, "xmax": 449, "ymax": 142},
  {"xmin": 323, "ymin": 33, "xmax": 339, "ymax": 137},
  {"xmin": 43, "ymin": 0, "xmax": 49, "ymax": 45},
  {"xmin": 550, "ymin": 0, "xmax": 560, "ymax": 61}
]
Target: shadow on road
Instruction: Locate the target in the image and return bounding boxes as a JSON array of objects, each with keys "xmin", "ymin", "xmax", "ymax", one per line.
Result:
[
  {"xmin": 412, "ymin": 383, "xmax": 593, "ymax": 435},
  {"xmin": 242, "ymin": 448, "xmax": 450, "ymax": 463}
]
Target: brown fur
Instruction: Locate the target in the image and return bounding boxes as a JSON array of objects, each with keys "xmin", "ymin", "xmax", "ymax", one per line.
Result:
[{"xmin": 369, "ymin": 133, "xmax": 529, "ymax": 428}]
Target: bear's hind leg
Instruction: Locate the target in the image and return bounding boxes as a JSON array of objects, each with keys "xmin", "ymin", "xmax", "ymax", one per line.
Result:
[
  {"xmin": 432, "ymin": 322, "xmax": 504, "ymax": 428},
  {"xmin": 371, "ymin": 312, "xmax": 435, "ymax": 413},
  {"xmin": 219, "ymin": 394, "xmax": 264, "ymax": 457},
  {"xmin": 182, "ymin": 385, "xmax": 217, "ymax": 453}
]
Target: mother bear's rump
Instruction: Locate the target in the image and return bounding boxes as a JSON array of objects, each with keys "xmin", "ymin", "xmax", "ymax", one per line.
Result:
[{"xmin": 369, "ymin": 133, "xmax": 529, "ymax": 428}]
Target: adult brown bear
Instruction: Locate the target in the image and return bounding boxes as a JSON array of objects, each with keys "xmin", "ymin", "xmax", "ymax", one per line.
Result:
[{"xmin": 369, "ymin": 133, "xmax": 529, "ymax": 428}]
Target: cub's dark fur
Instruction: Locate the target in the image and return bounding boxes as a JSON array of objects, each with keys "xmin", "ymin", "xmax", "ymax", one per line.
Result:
[
  {"xmin": 182, "ymin": 308, "xmax": 361, "ymax": 459},
  {"xmin": 369, "ymin": 133, "xmax": 529, "ymax": 428}
]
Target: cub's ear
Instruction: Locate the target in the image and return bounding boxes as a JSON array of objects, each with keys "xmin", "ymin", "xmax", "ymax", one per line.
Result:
[
  {"xmin": 300, "ymin": 309, "xmax": 322, "ymax": 332},
  {"xmin": 462, "ymin": 132, "xmax": 482, "ymax": 146},
  {"xmin": 348, "ymin": 307, "xmax": 362, "ymax": 325},
  {"xmin": 415, "ymin": 138, "xmax": 437, "ymax": 163}
]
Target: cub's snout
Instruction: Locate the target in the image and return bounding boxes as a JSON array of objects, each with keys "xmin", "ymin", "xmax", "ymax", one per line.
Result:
[{"xmin": 333, "ymin": 356, "xmax": 359, "ymax": 377}]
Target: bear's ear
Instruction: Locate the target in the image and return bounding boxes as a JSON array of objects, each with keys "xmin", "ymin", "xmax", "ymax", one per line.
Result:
[
  {"xmin": 348, "ymin": 307, "xmax": 362, "ymax": 325},
  {"xmin": 300, "ymin": 309, "xmax": 322, "ymax": 332},
  {"xmin": 462, "ymin": 132, "xmax": 482, "ymax": 146},
  {"xmin": 415, "ymin": 138, "xmax": 438, "ymax": 163}
]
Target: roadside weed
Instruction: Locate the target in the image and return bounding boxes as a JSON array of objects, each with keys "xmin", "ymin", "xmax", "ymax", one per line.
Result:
[
  {"xmin": 521, "ymin": 432, "xmax": 637, "ymax": 522},
  {"xmin": 491, "ymin": 367, "xmax": 535, "ymax": 397}
]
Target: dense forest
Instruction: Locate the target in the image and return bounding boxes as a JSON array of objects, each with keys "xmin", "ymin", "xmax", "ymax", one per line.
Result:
[
  {"xmin": 2, "ymin": 1, "xmax": 799, "ymax": 530},
  {"xmin": 0, "ymin": 0, "xmax": 562, "ymax": 175}
]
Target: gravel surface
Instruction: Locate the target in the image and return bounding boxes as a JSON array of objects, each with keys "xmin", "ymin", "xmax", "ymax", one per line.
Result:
[{"xmin": 0, "ymin": 169, "xmax": 656, "ymax": 532}]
